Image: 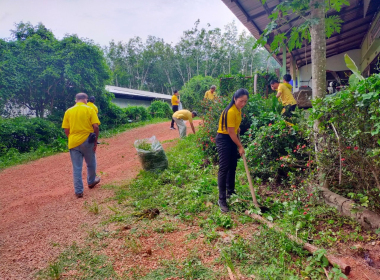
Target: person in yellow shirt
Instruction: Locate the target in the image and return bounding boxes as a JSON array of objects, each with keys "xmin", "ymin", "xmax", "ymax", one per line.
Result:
[
  {"xmin": 172, "ymin": 109, "xmax": 197, "ymax": 138},
  {"xmin": 270, "ymin": 76, "xmax": 297, "ymax": 118},
  {"xmin": 170, "ymin": 90, "xmax": 180, "ymax": 130},
  {"xmin": 87, "ymin": 96, "xmax": 98, "ymax": 114},
  {"xmin": 216, "ymin": 88, "xmax": 249, "ymax": 213},
  {"xmin": 62, "ymin": 93, "xmax": 101, "ymax": 198},
  {"xmin": 204, "ymin": 85, "xmax": 217, "ymax": 100}
]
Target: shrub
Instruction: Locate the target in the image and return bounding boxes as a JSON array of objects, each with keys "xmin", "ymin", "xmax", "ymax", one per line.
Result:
[
  {"xmin": 309, "ymin": 73, "xmax": 380, "ymax": 212},
  {"xmin": 123, "ymin": 106, "xmax": 150, "ymax": 121},
  {"xmin": 180, "ymin": 75, "xmax": 219, "ymax": 112},
  {"xmin": 148, "ymin": 100, "xmax": 172, "ymax": 119},
  {"xmin": 0, "ymin": 116, "xmax": 66, "ymax": 156}
]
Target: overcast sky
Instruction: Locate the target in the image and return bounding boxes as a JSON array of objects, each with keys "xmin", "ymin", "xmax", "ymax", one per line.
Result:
[{"xmin": 0, "ymin": 0, "xmax": 247, "ymax": 46}]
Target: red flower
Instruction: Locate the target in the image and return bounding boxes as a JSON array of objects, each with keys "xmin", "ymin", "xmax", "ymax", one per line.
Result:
[
  {"xmin": 302, "ymin": 145, "xmax": 306, "ymax": 148},
  {"xmin": 280, "ymin": 157, "xmax": 283, "ymax": 160},
  {"xmin": 293, "ymin": 150, "xmax": 296, "ymax": 152},
  {"xmin": 346, "ymin": 146, "xmax": 351, "ymax": 149},
  {"xmin": 249, "ymin": 134, "xmax": 252, "ymax": 137},
  {"xmin": 354, "ymin": 146, "xmax": 358, "ymax": 150},
  {"xmin": 341, "ymin": 158, "xmax": 345, "ymax": 161},
  {"xmin": 285, "ymin": 193, "xmax": 288, "ymax": 196},
  {"xmin": 291, "ymin": 185, "xmax": 296, "ymax": 188},
  {"xmin": 271, "ymin": 135, "xmax": 273, "ymax": 138},
  {"xmin": 268, "ymin": 123, "xmax": 272, "ymax": 126},
  {"xmin": 261, "ymin": 162, "xmax": 263, "ymax": 165},
  {"xmin": 297, "ymin": 145, "xmax": 300, "ymax": 149},
  {"xmin": 281, "ymin": 164, "xmax": 284, "ymax": 167},
  {"xmin": 254, "ymin": 143, "xmax": 257, "ymax": 146},
  {"xmin": 303, "ymin": 212, "xmax": 307, "ymax": 215}
]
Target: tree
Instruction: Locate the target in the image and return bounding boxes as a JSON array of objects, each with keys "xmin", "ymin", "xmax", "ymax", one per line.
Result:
[{"xmin": 0, "ymin": 22, "xmax": 111, "ymax": 117}]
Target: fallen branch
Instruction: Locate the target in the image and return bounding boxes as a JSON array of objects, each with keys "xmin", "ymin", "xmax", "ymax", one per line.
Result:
[{"xmin": 245, "ymin": 211, "xmax": 351, "ymax": 275}]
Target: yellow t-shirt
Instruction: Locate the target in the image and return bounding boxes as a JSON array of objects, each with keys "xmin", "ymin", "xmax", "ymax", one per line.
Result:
[
  {"xmin": 204, "ymin": 90, "xmax": 216, "ymax": 100},
  {"xmin": 217, "ymin": 104, "xmax": 242, "ymax": 135},
  {"xmin": 171, "ymin": 95, "xmax": 180, "ymax": 106},
  {"xmin": 173, "ymin": 110, "xmax": 193, "ymax": 123},
  {"xmin": 87, "ymin": 102, "xmax": 98, "ymax": 114},
  {"xmin": 62, "ymin": 102, "xmax": 101, "ymax": 149},
  {"xmin": 277, "ymin": 83, "xmax": 297, "ymax": 106}
]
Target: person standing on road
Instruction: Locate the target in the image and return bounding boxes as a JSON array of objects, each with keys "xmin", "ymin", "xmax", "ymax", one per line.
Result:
[
  {"xmin": 62, "ymin": 93, "xmax": 101, "ymax": 198},
  {"xmin": 170, "ymin": 90, "xmax": 180, "ymax": 130},
  {"xmin": 172, "ymin": 109, "xmax": 197, "ymax": 138},
  {"xmin": 216, "ymin": 89, "xmax": 249, "ymax": 213},
  {"xmin": 204, "ymin": 85, "xmax": 217, "ymax": 100},
  {"xmin": 87, "ymin": 96, "xmax": 98, "ymax": 114}
]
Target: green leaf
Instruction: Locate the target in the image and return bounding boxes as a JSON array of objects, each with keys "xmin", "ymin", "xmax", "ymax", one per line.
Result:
[{"xmin": 344, "ymin": 54, "xmax": 364, "ymax": 81}]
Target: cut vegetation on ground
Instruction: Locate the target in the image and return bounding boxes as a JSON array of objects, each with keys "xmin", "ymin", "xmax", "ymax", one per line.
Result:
[{"xmin": 38, "ymin": 135, "xmax": 380, "ymax": 280}]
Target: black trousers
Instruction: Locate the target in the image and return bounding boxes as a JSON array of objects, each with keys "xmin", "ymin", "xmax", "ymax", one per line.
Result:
[
  {"xmin": 284, "ymin": 104, "xmax": 296, "ymax": 118},
  {"xmin": 216, "ymin": 133, "xmax": 238, "ymax": 201},
  {"xmin": 171, "ymin": 105, "xmax": 178, "ymax": 128}
]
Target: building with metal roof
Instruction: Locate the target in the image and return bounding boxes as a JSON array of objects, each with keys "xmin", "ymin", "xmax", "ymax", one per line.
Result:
[
  {"xmin": 106, "ymin": 85, "xmax": 171, "ymax": 108},
  {"xmin": 221, "ymin": 0, "xmax": 380, "ymax": 91}
]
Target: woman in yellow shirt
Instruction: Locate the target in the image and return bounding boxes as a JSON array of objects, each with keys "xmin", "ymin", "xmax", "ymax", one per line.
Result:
[{"xmin": 216, "ymin": 88, "xmax": 249, "ymax": 212}]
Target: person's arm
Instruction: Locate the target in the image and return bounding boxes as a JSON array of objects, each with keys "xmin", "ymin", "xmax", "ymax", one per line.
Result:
[
  {"xmin": 228, "ymin": 127, "xmax": 244, "ymax": 155},
  {"xmin": 276, "ymin": 90, "xmax": 281, "ymax": 98},
  {"xmin": 92, "ymin": 123, "xmax": 99, "ymax": 152},
  {"xmin": 190, "ymin": 122, "xmax": 196, "ymax": 134},
  {"xmin": 64, "ymin": 128, "xmax": 70, "ymax": 138}
]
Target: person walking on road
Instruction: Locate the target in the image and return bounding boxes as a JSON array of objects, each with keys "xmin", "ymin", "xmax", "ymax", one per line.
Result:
[
  {"xmin": 62, "ymin": 93, "xmax": 101, "ymax": 198},
  {"xmin": 204, "ymin": 85, "xmax": 217, "ymax": 100},
  {"xmin": 87, "ymin": 96, "xmax": 98, "ymax": 114},
  {"xmin": 216, "ymin": 88, "xmax": 249, "ymax": 213},
  {"xmin": 170, "ymin": 90, "xmax": 180, "ymax": 130},
  {"xmin": 172, "ymin": 109, "xmax": 197, "ymax": 138}
]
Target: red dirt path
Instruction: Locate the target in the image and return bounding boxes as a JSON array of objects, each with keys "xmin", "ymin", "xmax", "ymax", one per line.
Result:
[{"xmin": 0, "ymin": 120, "xmax": 200, "ymax": 280}]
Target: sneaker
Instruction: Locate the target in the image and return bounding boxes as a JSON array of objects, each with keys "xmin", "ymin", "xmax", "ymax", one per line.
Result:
[
  {"xmin": 170, "ymin": 127, "xmax": 176, "ymax": 130},
  {"xmin": 97, "ymin": 141, "xmax": 100, "ymax": 144},
  {"xmin": 88, "ymin": 177, "xmax": 101, "ymax": 189},
  {"xmin": 75, "ymin": 192, "xmax": 83, "ymax": 198},
  {"xmin": 218, "ymin": 199, "xmax": 229, "ymax": 213}
]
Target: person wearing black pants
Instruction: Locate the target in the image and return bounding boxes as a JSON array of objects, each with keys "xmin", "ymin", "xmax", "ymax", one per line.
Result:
[
  {"xmin": 216, "ymin": 88, "xmax": 249, "ymax": 213},
  {"xmin": 170, "ymin": 90, "xmax": 180, "ymax": 129}
]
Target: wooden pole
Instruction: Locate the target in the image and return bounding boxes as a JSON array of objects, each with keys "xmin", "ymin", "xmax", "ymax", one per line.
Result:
[{"xmin": 245, "ymin": 211, "xmax": 351, "ymax": 275}]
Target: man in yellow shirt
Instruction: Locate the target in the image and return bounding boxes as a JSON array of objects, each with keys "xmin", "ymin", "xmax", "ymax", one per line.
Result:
[
  {"xmin": 270, "ymin": 77, "xmax": 297, "ymax": 118},
  {"xmin": 204, "ymin": 85, "xmax": 217, "ymax": 100},
  {"xmin": 87, "ymin": 96, "xmax": 98, "ymax": 114},
  {"xmin": 62, "ymin": 93, "xmax": 101, "ymax": 198},
  {"xmin": 172, "ymin": 109, "xmax": 197, "ymax": 138},
  {"xmin": 170, "ymin": 90, "xmax": 180, "ymax": 129}
]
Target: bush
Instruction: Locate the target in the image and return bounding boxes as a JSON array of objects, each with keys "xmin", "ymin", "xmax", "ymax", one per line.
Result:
[
  {"xmin": 0, "ymin": 116, "xmax": 66, "ymax": 156},
  {"xmin": 99, "ymin": 101, "xmax": 129, "ymax": 130},
  {"xmin": 180, "ymin": 75, "xmax": 219, "ymax": 112},
  {"xmin": 123, "ymin": 106, "xmax": 150, "ymax": 121},
  {"xmin": 309, "ymin": 73, "xmax": 380, "ymax": 212},
  {"xmin": 148, "ymin": 100, "xmax": 172, "ymax": 119}
]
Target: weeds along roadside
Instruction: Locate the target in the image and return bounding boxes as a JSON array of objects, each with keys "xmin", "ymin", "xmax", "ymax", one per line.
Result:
[{"xmin": 37, "ymin": 134, "xmax": 375, "ymax": 280}]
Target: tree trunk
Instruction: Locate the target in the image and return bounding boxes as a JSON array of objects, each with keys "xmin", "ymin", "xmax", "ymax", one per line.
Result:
[{"xmin": 310, "ymin": 0, "xmax": 326, "ymax": 181}]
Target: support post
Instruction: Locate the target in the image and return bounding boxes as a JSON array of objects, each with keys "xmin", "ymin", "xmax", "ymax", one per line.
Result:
[{"xmin": 282, "ymin": 47, "xmax": 287, "ymax": 76}]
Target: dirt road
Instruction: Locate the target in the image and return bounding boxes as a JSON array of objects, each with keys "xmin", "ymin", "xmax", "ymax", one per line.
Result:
[{"xmin": 0, "ymin": 120, "xmax": 200, "ymax": 279}]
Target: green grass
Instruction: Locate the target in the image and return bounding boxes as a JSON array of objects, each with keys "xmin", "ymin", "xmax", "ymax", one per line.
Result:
[
  {"xmin": 0, "ymin": 118, "xmax": 168, "ymax": 170},
  {"xmin": 36, "ymin": 243, "xmax": 117, "ymax": 280},
  {"xmin": 37, "ymin": 133, "xmax": 371, "ymax": 279}
]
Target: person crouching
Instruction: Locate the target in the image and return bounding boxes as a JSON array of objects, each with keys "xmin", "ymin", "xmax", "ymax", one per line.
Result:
[{"xmin": 172, "ymin": 109, "xmax": 197, "ymax": 138}]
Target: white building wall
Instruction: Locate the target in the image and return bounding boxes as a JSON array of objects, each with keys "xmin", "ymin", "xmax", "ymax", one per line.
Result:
[{"xmin": 295, "ymin": 49, "xmax": 361, "ymax": 91}]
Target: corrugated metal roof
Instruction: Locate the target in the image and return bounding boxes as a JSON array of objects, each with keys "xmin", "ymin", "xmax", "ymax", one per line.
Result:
[
  {"xmin": 222, "ymin": 0, "xmax": 380, "ymax": 68},
  {"xmin": 106, "ymin": 85, "xmax": 172, "ymax": 100}
]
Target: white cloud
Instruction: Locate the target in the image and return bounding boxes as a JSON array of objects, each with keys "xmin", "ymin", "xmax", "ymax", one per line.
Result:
[{"xmin": 0, "ymin": 0, "xmax": 247, "ymax": 46}]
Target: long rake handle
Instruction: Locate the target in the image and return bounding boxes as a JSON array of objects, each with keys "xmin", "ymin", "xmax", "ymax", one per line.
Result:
[{"xmin": 241, "ymin": 153, "xmax": 260, "ymax": 208}]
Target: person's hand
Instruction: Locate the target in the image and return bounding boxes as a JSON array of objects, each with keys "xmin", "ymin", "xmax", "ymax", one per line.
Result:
[
  {"xmin": 238, "ymin": 128, "xmax": 241, "ymax": 134},
  {"xmin": 238, "ymin": 145, "xmax": 245, "ymax": 156},
  {"xmin": 93, "ymin": 142, "xmax": 97, "ymax": 152}
]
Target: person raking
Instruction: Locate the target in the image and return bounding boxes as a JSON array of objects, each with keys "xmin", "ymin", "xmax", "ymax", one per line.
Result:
[
  {"xmin": 172, "ymin": 109, "xmax": 197, "ymax": 138},
  {"xmin": 216, "ymin": 88, "xmax": 249, "ymax": 213},
  {"xmin": 62, "ymin": 93, "xmax": 101, "ymax": 198}
]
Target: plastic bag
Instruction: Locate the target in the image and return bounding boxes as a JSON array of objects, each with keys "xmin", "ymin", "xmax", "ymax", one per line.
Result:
[
  {"xmin": 134, "ymin": 136, "xmax": 168, "ymax": 172},
  {"xmin": 178, "ymin": 102, "xmax": 183, "ymax": 110}
]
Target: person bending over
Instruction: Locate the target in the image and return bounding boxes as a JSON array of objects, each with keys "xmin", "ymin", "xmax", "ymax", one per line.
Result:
[
  {"xmin": 172, "ymin": 109, "xmax": 197, "ymax": 138},
  {"xmin": 270, "ymin": 77, "xmax": 297, "ymax": 118}
]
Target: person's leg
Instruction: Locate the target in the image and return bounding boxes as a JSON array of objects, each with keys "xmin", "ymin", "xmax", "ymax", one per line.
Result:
[
  {"xmin": 69, "ymin": 146, "xmax": 84, "ymax": 195},
  {"xmin": 216, "ymin": 134, "xmax": 232, "ymax": 211},
  {"xmin": 171, "ymin": 105, "xmax": 178, "ymax": 128},
  {"xmin": 82, "ymin": 139, "xmax": 97, "ymax": 185},
  {"xmin": 226, "ymin": 143, "xmax": 238, "ymax": 198},
  {"xmin": 178, "ymin": 119, "xmax": 187, "ymax": 138}
]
